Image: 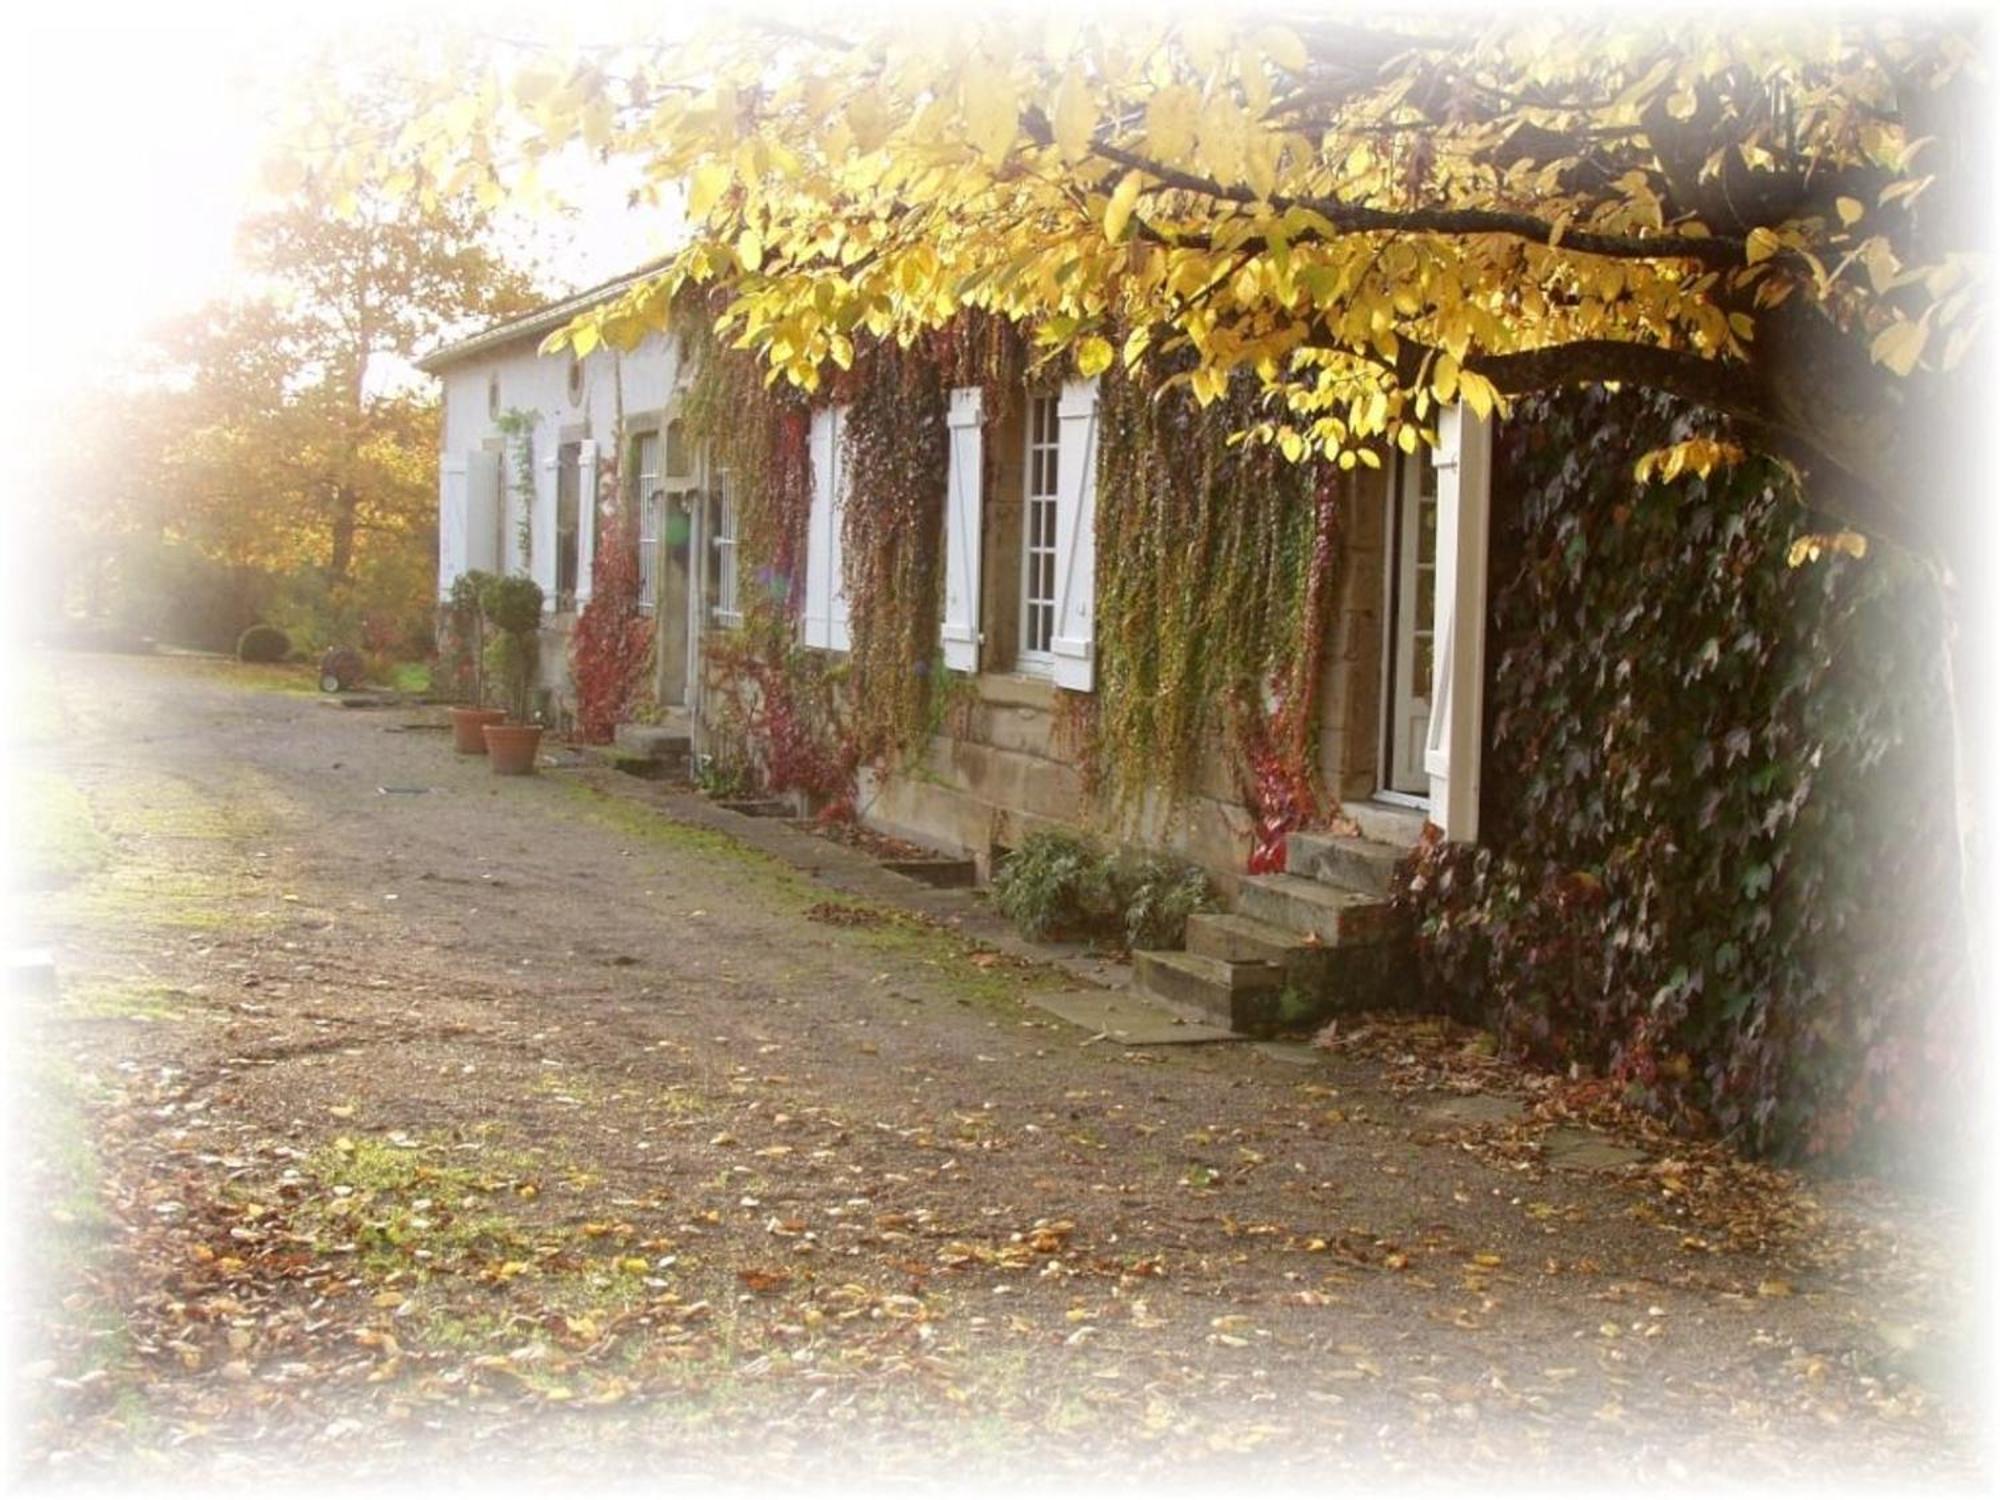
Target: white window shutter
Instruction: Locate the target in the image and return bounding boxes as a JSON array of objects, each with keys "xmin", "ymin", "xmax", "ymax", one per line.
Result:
[
  {"xmin": 575, "ymin": 439, "xmax": 599, "ymax": 605},
  {"xmin": 1424, "ymin": 401, "xmax": 1494, "ymax": 844},
  {"xmin": 805, "ymin": 407, "xmax": 835, "ymax": 649},
  {"xmin": 438, "ymin": 455, "xmax": 469, "ymax": 599},
  {"xmin": 805, "ymin": 405, "xmax": 852, "ymax": 652},
  {"xmin": 536, "ymin": 442, "xmax": 560, "ymax": 594},
  {"xmin": 1050, "ymin": 378, "xmax": 1100, "ymax": 691},
  {"xmin": 941, "ymin": 386, "xmax": 985, "ymax": 673},
  {"xmin": 465, "ymin": 449, "xmax": 503, "ymax": 575},
  {"xmin": 828, "ymin": 406, "xmax": 851, "ymax": 653}
]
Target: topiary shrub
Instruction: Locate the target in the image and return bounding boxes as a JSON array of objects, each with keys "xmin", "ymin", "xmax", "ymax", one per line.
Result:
[
  {"xmin": 479, "ymin": 574, "xmax": 545, "ymax": 638},
  {"xmin": 479, "ymin": 575, "xmax": 544, "ymax": 721},
  {"xmin": 236, "ymin": 623, "xmax": 290, "ymax": 663}
]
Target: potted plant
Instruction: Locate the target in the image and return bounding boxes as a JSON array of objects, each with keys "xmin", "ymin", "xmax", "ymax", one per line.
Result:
[
  {"xmin": 479, "ymin": 574, "xmax": 546, "ymax": 774},
  {"xmin": 445, "ymin": 570, "xmax": 507, "ymax": 752}
]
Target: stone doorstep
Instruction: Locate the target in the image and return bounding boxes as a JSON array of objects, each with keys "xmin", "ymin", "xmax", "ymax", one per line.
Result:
[
  {"xmin": 1184, "ymin": 910, "xmax": 1306, "ymax": 965},
  {"xmin": 1132, "ymin": 949, "xmax": 1283, "ymax": 1031},
  {"xmin": 1234, "ymin": 873, "xmax": 1405, "ymax": 947},
  {"xmin": 612, "ymin": 722, "xmax": 694, "ymax": 760},
  {"xmin": 1285, "ymin": 830, "xmax": 1404, "ymax": 898}
]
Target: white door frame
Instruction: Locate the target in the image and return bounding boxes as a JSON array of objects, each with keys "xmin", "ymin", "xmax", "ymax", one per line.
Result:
[
  {"xmin": 1423, "ymin": 403, "xmax": 1494, "ymax": 844},
  {"xmin": 1382, "ymin": 445, "xmax": 1438, "ymax": 799}
]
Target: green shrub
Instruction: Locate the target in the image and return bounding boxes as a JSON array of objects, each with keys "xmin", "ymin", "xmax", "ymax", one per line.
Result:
[
  {"xmin": 236, "ymin": 623, "xmax": 290, "ymax": 663},
  {"xmin": 992, "ymin": 832, "xmax": 1210, "ymax": 948},
  {"xmin": 992, "ymin": 830, "xmax": 1116, "ymax": 942},
  {"xmin": 479, "ymin": 575, "xmax": 544, "ymax": 720},
  {"xmin": 1106, "ymin": 851, "xmax": 1213, "ymax": 951},
  {"xmin": 479, "ymin": 574, "xmax": 545, "ymax": 638}
]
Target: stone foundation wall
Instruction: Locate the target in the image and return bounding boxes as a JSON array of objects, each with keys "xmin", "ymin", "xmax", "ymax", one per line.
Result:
[{"xmin": 856, "ymin": 468, "xmax": 1394, "ymax": 888}]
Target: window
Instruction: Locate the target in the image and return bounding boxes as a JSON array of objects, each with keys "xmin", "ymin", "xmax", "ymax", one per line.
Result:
[
  {"xmin": 1019, "ymin": 391, "xmax": 1060, "ymax": 667},
  {"xmin": 707, "ymin": 473, "xmax": 740, "ymax": 626},
  {"xmin": 486, "ymin": 372, "xmax": 500, "ymax": 419},
  {"xmin": 555, "ymin": 441, "xmax": 581, "ymax": 611},
  {"xmin": 664, "ymin": 417, "xmax": 690, "ymax": 481},
  {"xmin": 634, "ymin": 430, "xmax": 661, "ymax": 612},
  {"xmin": 566, "ymin": 357, "xmax": 584, "ymax": 408}
]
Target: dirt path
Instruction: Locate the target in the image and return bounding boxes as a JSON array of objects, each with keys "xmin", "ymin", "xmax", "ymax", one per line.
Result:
[{"xmin": 7, "ymin": 650, "xmax": 1987, "ymax": 1489}]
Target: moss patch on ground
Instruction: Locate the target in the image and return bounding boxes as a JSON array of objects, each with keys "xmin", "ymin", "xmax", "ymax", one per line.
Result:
[
  {"xmin": 16, "ymin": 772, "xmax": 108, "ymax": 887},
  {"xmin": 553, "ymin": 780, "xmax": 1065, "ymax": 1007}
]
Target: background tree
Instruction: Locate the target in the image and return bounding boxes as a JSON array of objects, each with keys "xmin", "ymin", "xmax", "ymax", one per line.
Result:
[
  {"xmin": 176, "ymin": 184, "xmax": 543, "ymax": 586},
  {"xmin": 51, "ymin": 174, "xmax": 544, "ymax": 658}
]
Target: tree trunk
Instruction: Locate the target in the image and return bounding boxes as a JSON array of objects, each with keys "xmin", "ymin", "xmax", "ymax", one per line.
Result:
[{"xmin": 328, "ymin": 487, "xmax": 358, "ymax": 584}]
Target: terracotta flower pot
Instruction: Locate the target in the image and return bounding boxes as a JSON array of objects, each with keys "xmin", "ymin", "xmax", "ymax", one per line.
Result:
[
  {"xmin": 450, "ymin": 706, "xmax": 508, "ymax": 753},
  {"xmin": 483, "ymin": 722, "xmax": 544, "ymax": 775}
]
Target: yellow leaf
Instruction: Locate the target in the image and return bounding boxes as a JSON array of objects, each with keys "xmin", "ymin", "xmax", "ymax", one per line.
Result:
[
  {"xmin": 1104, "ymin": 170, "xmax": 1144, "ymax": 243},
  {"xmin": 737, "ymin": 227, "xmax": 764, "ymax": 273},
  {"xmin": 1745, "ymin": 227, "xmax": 1781, "ymax": 265},
  {"xmin": 1052, "ymin": 66, "xmax": 1094, "ymax": 164},
  {"xmin": 962, "ymin": 68, "xmax": 1018, "ymax": 167},
  {"xmin": 1433, "ymin": 353, "xmax": 1460, "ymax": 403},
  {"xmin": 1121, "ymin": 326, "xmax": 1152, "ymax": 371},
  {"xmin": 1144, "ymin": 86, "xmax": 1199, "ymax": 165},
  {"xmin": 1256, "ymin": 25, "xmax": 1308, "ymax": 72},
  {"xmin": 686, "ymin": 161, "xmax": 731, "ymax": 222},
  {"xmin": 1076, "ymin": 334, "xmax": 1114, "ymax": 378},
  {"xmin": 1461, "ymin": 372, "xmax": 1496, "ymax": 423},
  {"xmin": 1870, "ymin": 318, "xmax": 1929, "ymax": 376},
  {"xmin": 1835, "ymin": 196, "xmax": 1865, "ymax": 227}
]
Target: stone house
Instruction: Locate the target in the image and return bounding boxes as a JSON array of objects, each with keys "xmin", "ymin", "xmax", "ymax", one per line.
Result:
[{"xmin": 419, "ymin": 277, "xmax": 1498, "ymax": 1027}]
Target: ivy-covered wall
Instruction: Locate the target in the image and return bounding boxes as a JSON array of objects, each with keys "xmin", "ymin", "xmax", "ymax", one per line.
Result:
[{"xmin": 1401, "ymin": 387, "xmax": 1971, "ymax": 1165}]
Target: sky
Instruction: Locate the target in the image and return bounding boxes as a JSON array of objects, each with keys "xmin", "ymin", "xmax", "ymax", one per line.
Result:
[{"xmin": 6, "ymin": 6, "xmax": 681, "ymax": 411}]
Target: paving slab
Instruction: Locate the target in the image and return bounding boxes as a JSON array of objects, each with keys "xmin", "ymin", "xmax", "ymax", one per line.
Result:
[
  {"xmin": 1029, "ymin": 987, "xmax": 1240, "ymax": 1046},
  {"xmin": 1251, "ymin": 1041, "xmax": 1323, "ymax": 1067},
  {"xmin": 1422, "ymin": 1093, "xmax": 1526, "ymax": 1126},
  {"xmin": 1544, "ymin": 1127, "xmax": 1648, "ymax": 1171}
]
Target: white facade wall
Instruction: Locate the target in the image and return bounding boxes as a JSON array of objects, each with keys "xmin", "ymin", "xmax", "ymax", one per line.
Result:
[{"xmin": 436, "ymin": 331, "xmax": 680, "ymax": 607}]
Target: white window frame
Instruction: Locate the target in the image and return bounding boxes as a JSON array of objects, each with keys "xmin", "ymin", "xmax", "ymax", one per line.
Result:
[
  {"xmin": 634, "ymin": 430, "xmax": 662, "ymax": 614},
  {"xmin": 708, "ymin": 471, "xmax": 740, "ymax": 628},
  {"xmin": 1018, "ymin": 390, "xmax": 1061, "ymax": 673}
]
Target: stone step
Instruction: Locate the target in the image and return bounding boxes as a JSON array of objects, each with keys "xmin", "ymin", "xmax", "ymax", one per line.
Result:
[
  {"xmin": 716, "ymin": 797, "xmax": 795, "ymax": 818},
  {"xmin": 1235, "ymin": 874, "xmax": 1405, "ymax": 947},
  {"xmin": 1184, "ymin": 911, "xmax": 1312, "ymax": 965},
  {"xmin": 613, "ymin": 723, "xmax": 694, "ymax": 760},
  {"xmin": 1286, "ymin": 831, "xmax": 1404, "ymax": 897},
  {"xmin": 1342, "ymin": 799, "xmax": 1429, "ymax": 849},
  {"xmin": 590, "ymin": 744, "xmax": 687, "ymax": 781},
  {"xmin": 879, "ymin": 856, "xmax": 978, "ymax": 889},
  {"xmin": 1132, "ymin": 949, "xmax": 1284, "ymax": 1032},
  {"xmin": 1184, "ymin": 910, "xmax": 1417, "ymax": 1030}
]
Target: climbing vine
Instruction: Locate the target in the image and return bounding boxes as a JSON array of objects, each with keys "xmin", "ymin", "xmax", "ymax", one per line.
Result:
[
  {"xmin": 1398, "ymin": 386, "xmax": 1970, "ymax": 1165},
  {"xmin": 681, "ymin": 310, "xmax": 1025, "ymax": 806},
  {"xmin": 828, "ymin": 336, "xmax": 950, "ymax": 764},
  {"xmin": 495, "ymin": 408, "xmax": 539, "ymax": 566},
  {"xmin": 1091, "ymin": 363, "xmax": 1345, "ymax": 866},
  {"xmin": 679, "ymin": 302, "xmax": 852, "ymax": 807},
  {"xmin": 567, "ymin": 445, "xmax": 654, "ymax": 742}
]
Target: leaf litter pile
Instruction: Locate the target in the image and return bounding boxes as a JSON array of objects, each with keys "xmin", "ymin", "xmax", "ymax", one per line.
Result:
[{"xmin": 12, "ymin": 654, "xmax": 1986, "ymax": 1488}]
